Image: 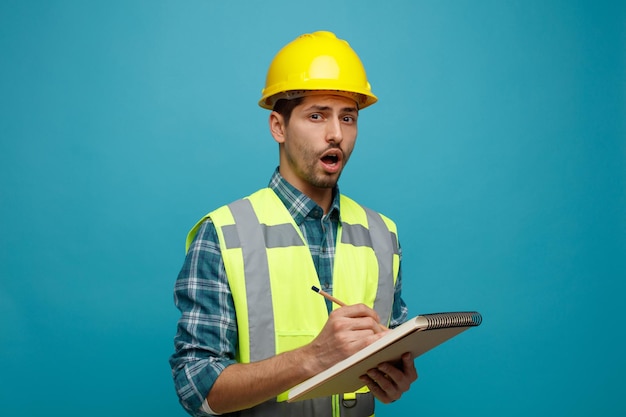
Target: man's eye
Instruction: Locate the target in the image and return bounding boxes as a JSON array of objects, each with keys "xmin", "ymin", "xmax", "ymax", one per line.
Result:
[{"xmin": 310, "ymin": 114, "xmax": 322, "ymax": 120}]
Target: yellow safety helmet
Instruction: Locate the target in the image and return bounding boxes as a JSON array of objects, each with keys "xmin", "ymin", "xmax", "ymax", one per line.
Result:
[{"xmin": 259, "ymin": 31, "xmax": 378, "ymax": 110}]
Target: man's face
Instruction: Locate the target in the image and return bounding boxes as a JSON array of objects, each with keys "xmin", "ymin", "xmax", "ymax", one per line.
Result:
[{"xmin": 273, "ymin": 94, "xmax": 359, "ymax": 196}]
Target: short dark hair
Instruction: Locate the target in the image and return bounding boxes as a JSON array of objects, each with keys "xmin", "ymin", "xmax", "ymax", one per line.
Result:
[{"xmin": 272, "ymin": 97, "xmax": 304, "ymax": 125}]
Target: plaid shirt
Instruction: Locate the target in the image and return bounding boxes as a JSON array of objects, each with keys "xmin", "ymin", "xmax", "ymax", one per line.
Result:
[{"xmin": 170, "ymin": 169, "xmax": 408, "ymax": 416}]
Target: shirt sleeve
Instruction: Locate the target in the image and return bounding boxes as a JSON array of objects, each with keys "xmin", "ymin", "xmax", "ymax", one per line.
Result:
[
  {"xmin": 389, "ymin": 242, "xmax": 409, "ymax": 329},
  {"xmin": 169, "ymin": 219, "xmax": 238, "ymax": 417}
]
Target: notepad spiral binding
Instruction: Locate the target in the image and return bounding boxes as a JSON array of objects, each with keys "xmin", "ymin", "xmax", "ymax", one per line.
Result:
[{"xmin": 422, "ymin": 312, "xmax": 482, "ymax": 329}]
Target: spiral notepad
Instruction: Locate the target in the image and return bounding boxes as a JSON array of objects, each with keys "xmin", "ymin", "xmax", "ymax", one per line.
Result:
[{"xmin": 288, "ymin": 311, "xmax": 482, "ymax": 402}]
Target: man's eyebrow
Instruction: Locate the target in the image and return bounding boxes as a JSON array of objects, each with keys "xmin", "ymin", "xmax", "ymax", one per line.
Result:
[{"xmin": 304, "ymin": 104, "xmax": 359, "ymax": 113}]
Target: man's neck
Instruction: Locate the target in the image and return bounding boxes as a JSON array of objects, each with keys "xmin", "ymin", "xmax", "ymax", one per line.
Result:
[{"xmin": 278, "ymin": 170, "xmax": 335, "ymax": 214}]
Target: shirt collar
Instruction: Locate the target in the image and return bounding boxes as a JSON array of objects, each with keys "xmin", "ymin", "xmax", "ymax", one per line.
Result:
[{"xmin": 268, "ymin": 168, "xmax": 341, "ymax": 225}]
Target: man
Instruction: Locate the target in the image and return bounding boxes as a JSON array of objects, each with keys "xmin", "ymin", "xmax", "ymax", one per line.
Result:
[{"xmin": 170, "ymin": 31, "xmax": 417, "ymax": 417}]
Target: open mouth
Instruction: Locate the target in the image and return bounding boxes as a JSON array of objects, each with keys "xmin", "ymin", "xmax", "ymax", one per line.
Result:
[{"xmin": 321, "ymin": 154, "xmax": 339, "ymax": 165}]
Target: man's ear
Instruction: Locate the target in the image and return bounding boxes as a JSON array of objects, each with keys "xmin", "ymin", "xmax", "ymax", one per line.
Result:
[{"xmin": 269, "ymin": 111, "xmax": 286, "ymax": 144}]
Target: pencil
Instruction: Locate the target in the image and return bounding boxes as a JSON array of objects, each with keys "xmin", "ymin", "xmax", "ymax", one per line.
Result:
[
  {"xmin": 311, "ymin": 286, "xmax": 388, "ymax": 330},
  {"xmin": 311, "ymin": 285, "xmax": 346, "ymax": 307}
]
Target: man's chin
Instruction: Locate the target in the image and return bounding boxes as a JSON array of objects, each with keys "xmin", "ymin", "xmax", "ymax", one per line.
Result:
[{"xmin": 312, "ymin": 173, "xmax": 341, "ymax": 189}]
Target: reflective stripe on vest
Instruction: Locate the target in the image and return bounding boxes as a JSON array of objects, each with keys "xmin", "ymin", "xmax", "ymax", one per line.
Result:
[{"xmin": 357, "ymin": 206, "xmax": 398, "ymax": 325}]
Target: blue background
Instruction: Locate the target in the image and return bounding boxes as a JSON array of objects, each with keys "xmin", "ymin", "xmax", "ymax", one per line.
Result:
[{"xmin": 1, "ymin": 1, "xmax": 625, "ymax": 416}]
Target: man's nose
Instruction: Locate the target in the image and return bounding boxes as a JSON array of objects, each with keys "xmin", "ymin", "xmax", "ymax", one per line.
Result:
[{"xmin": 325, "ymin": 118, "xmax": 343, "ymax": 143}]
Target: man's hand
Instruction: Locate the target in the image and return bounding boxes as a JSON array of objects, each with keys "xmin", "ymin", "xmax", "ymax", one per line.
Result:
[
  {"xmin": 303, "ymin": 304, "xmax": 387, "ymax": 373},
  {"xmin": 359, "ymin": 352, "xmax": 418, "ymax": 403}
]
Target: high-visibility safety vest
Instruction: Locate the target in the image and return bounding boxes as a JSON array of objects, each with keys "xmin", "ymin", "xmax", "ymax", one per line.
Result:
[{"xmin": 187, "ymin": 188, "xmax": 400, "ymax": 417}]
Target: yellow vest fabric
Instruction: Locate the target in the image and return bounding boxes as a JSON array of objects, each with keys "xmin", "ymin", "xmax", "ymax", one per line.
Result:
[{"xmin": 187, "ymin": 188, "xmax": 399, "ymax": 411}]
